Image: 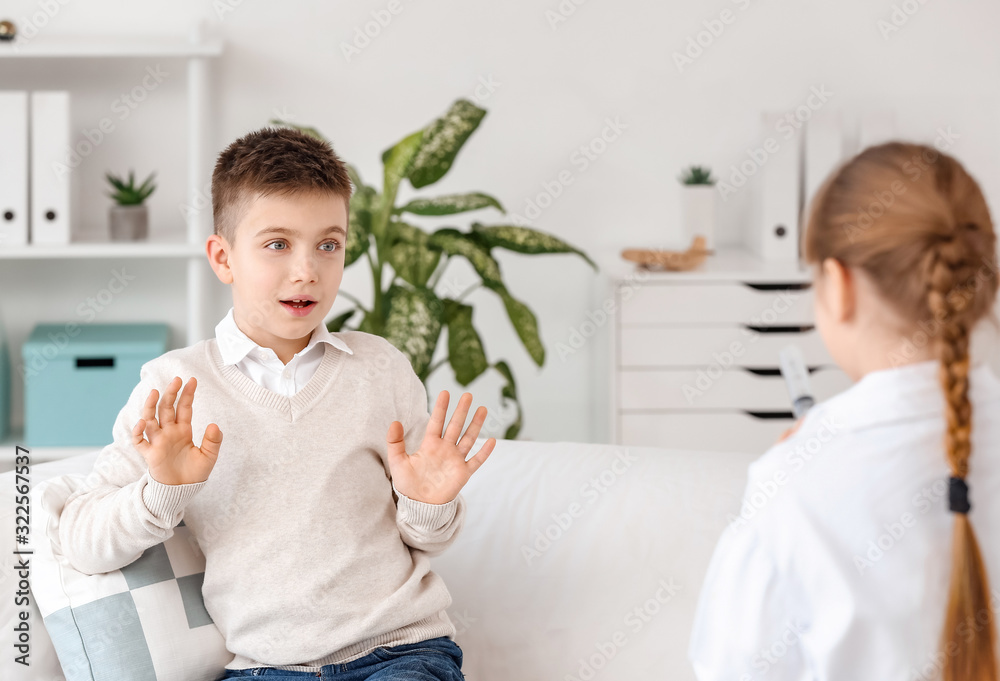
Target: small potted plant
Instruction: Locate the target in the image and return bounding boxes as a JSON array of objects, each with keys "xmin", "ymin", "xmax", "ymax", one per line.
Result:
[
  {"xmin": 679, "ymin": 165, "xmax": 716, "ymax": 251},
  {"xmin": 106, "ymin": 169, "xmax": 156, "ymax": 241}
]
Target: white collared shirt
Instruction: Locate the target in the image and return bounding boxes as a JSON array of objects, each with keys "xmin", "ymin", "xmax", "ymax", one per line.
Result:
[
  {"xmin": 689, "ymin": 359, "xmax": 1000, "ymax": 680},
  {"xmin": 214, "ymin": 306, "xmax": 353, "ymax": 397}
]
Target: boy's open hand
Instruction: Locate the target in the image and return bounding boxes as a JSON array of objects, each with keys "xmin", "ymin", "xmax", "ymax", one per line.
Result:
[
  {"xmin": 132, "ymin": 376, "xmax": 223, "ymax": 486},
  {"xmin": 386, "ymin": 391, "xmax": 496, "ymax": 504}
]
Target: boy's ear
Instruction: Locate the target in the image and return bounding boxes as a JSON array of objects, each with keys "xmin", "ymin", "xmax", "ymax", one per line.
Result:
[{"xmin": 206, "ymin": 234, "xmax": 234, "ymax": 285}]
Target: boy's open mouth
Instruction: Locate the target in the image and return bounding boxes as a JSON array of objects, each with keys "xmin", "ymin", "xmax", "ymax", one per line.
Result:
[{"xmin": 280, "ymin": 299, "xmax": 317, "ymax": 315}]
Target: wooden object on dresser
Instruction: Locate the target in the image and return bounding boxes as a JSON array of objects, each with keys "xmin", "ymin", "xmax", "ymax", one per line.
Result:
[
  {"xmin": 611, "ymin": 248, "xmax": 853, "ymax": 454},
  {"xmin": 621, "ymin": 235, "xmax": 711, "ymax": 271}
]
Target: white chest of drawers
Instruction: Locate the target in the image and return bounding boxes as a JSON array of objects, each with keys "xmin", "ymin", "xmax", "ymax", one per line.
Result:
[{"xmin": 610, "ymin": 249, "xmax": 853, "ymax": 453}]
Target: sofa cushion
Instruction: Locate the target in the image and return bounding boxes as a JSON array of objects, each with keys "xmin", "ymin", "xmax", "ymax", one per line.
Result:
[
  {"xmin": 430, "ymin": 440, "xmax": 754, "ymax": 680},
  {"xmin": 30, "ymin": 473, "xmax": 233, "ymax": 681}
]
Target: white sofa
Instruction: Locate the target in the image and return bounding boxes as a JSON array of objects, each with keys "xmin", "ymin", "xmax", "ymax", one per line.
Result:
[{"xmin": 0, "ymin": 438, "xmax": 756, "ymax": 681}]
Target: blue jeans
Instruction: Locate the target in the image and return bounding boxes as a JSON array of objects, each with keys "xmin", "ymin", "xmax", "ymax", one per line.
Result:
[{"xmin": 218, "ymin": 637, "xmax": 464, "ymax": 680}]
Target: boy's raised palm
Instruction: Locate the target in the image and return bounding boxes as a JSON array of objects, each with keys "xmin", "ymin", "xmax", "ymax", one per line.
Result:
[
  {"xmin": 133, "ymin": 376, "xmax": 223, "ymax": 486},
  {"xmin": 386, "ymin": 391, "xmax": 496, "ymax": 505}
]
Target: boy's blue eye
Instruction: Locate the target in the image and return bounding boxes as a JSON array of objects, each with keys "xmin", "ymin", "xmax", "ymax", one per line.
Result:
[{"xmin": 265, "ymin": 240, "xmax": 340, "ymax": 252}]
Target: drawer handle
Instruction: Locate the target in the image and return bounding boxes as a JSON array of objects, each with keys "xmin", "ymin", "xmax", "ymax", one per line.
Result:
[
  {"xmin": 76, "ymin": 357, "xmax": 115, "ymax": 368},
  {"xmin": 743, "ymin": 410, "xmax": 795, "ymax": 420},
  {"xmin": 742, "ymin": 282, "xmax": 812, "ymax": 291},
  {"xmin": 742, "ymin": 367, "xmax": 819, "ymax": 377},
  {"xmin": 742, "ymin": 324, "xmax": 815, "ymax": 334}
]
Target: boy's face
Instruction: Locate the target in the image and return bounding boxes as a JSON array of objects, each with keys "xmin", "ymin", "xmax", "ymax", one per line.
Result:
[{"xmin": 207, "ymin": 190, "xmax": 348, "ymax": 358}]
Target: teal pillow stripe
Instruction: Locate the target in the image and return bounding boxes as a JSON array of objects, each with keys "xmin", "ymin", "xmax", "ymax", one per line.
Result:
[
  {"xmin": 121, "ymin": 543, "xmax": 175, "ymax": 590},
  {"xmin": 177, "ymin": 572, "xmax": 214, "ymax": 629},
  {"xmin": 42, "ymin": 606, "xmax": 95, "ymax": 681},
  {"xmin": 45, "ymin": 592, "xmax": 157, "ymax": 681}
]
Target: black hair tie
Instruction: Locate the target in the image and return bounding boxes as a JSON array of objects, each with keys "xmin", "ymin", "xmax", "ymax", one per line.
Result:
[{"xmin": 949, "ymin": 476, "xmax": 972, "ymax": 514}]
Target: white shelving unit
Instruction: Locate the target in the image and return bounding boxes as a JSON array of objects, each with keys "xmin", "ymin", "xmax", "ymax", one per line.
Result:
[
  {"xmin": 0, "ymin": 29, "xmax": 223, "ymax": 468},
  {"xmin": 0, "ymin": 28, "xmax": 223, "ymax": 346},
  {"xmin": 0, "ymin": 241, "xmax": 203, "ymax": 259},
  {"xmin": 1, "ymin": 36, "xmax": 224, "ymax": 59}
]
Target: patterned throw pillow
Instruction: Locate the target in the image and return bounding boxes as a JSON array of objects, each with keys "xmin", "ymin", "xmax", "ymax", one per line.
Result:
[{"xmin": 31, "ymin": 474, "xmax": 234, "ymax": 681}]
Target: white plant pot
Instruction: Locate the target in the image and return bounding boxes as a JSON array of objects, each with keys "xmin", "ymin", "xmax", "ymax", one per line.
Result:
[
  {"xmin": 681, "ymin": 185, "xmax": 716, "ymax": 250},
  {"xmin": 109, "ymin": 204, "xmax": 149, "ymax": 241}
]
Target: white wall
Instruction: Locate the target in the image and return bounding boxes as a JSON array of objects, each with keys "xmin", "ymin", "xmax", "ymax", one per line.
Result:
[{"xmin": 2, "ymin": 0, "xmax": 999, "ymax": 444}]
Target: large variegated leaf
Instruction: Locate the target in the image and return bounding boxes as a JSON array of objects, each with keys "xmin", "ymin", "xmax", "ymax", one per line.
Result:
[
  {"xmin": 399, "ymin": 192, "xmax": 503, "ymax": 216},
  {"xmin": 381, "ymin": 129, "xmax": 424, "ymax": 195},
  {"xmin": 443, "ymin": 300, "xmax": 488, "ymax": 386},
  {"xmin": 471, "ymin": 223, "xmax": 597, "ymax": 270},
  {"xmin": 496, "ymin": 288, "xmax": 544, "ymax": 366},
  {"xmin": 407, "ymin": 99, "xmax": 487, "ymax": 189},
  {"xmin": 376, "ymin": 129, "xmax": 424, "ymax": 242},
  {"xmin": 382, "ymin": 285, "xmax": 443, "ymax": 378},
  {"xmin": 494, "ymin": 360, "xmax": 522, "ymax": 439},
  {"xmin": 428, "ymin": 228, "xmax": 503, "ymax": 288},
  {"xmin": 387, "ymin": 221, "xmax": 441, "ymax": 288},
  {"xmin": 346, "ymin": 185, "xmax": 376, "ymax": 266}
]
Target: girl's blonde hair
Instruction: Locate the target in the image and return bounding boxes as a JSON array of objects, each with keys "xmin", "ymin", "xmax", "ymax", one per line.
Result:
[{"xmin": 804, "ymin": 141, "xmax": 999, "ymax": 680}]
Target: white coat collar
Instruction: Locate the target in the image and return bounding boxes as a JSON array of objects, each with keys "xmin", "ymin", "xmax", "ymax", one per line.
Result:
[{"xmin": 814, "ymin": 359, "xmax": 1000, "ymax": 432}]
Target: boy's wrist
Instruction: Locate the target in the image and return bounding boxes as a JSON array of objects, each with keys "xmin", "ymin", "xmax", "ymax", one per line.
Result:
[
  {"xmin": 393, "ymin": 483, "xmax": 460, "ymax": 530},
  {"xmin": 148, "ymin": 467, "xmax": 207, "ymax": 486},
  {"xmin": 142, "ymin": 471, "xmax": 206, "ymax": 521},
  {"xmin": 392, "ymin": 482, "xmax": 456, "ymax": 506}
]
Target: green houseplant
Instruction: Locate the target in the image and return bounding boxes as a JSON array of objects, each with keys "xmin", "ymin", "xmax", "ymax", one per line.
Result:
[
  {"xmin": 678, "ymin": 164, "xmax": 716, "ymax": 250},
  {"xmin": 106, "ymin": 169, "xmax": 156, "ymax": 241},
  {"xmin": 678, "ymin": 165, "xmax": 715, "ymax": 185},
  {"xmin": 271, "ymin": 99, "xmax": 596, "ymax": 438}
]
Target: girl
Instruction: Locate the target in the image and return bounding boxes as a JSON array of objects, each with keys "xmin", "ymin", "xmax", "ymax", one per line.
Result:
[{"xmin": 688, "ymin": 142, "xmax": 1000, "ymax": 680}]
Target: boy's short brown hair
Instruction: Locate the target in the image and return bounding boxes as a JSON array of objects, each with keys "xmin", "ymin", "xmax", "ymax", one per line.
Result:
[{"xmin": 211, "ymin": 126, "xmax": 353, "ymax": 245}]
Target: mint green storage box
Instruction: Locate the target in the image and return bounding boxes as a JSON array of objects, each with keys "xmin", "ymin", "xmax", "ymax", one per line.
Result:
[{"xmin": 22, "ymin": 323, "xmax": 170, "ymax": 447}]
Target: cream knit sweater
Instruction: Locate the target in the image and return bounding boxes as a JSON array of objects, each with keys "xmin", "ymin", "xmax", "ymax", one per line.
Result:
[{"xmin": 58, "ymin": 332, "xmax": 465, "ymax": 671}]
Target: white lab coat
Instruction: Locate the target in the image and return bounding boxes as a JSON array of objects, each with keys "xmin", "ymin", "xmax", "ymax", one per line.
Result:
[{"xmin": 689, "ymin": 359, "xmax": 1000, "ymax": 680}]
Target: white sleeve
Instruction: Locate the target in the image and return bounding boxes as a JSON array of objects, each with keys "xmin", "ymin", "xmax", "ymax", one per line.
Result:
[{"xmin": 688, "ymin": 519, "xmax": 809, "ymax": 681}]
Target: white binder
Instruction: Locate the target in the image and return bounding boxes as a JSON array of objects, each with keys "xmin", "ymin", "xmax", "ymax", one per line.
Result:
[
  {"xmin": 755, "ymin": 111, "xmax": 803, "ymax": 261},
  {"xmin": 804, "ymin": 110, "xmax": 844, "ymax": 214},
  {"xmin": 30, "ymin": 91, "xmax": 72, "ymax": 245},
  {"xmin": 0, "ymin": 91, "xmax": 29, "ymax": 247}
]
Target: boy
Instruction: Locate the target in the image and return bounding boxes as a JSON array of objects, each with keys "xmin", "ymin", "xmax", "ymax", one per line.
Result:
[{"xmin": 58, "ymin": 126, "xmax": 496, "ymax": 680}]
